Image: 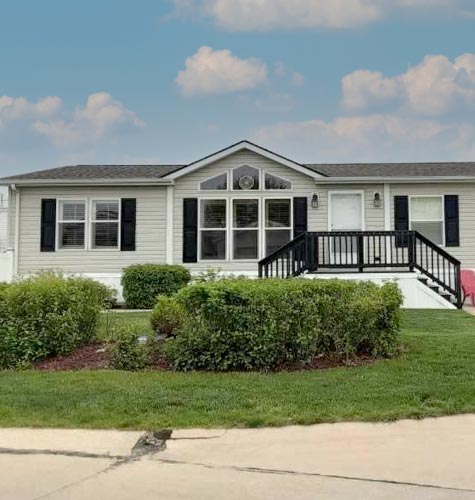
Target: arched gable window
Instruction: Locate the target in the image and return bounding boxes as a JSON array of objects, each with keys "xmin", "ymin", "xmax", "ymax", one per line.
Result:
[
  {"xmin": 232, "ymin": 165, "xmax": 260, "ymax": 191},
  {"xmin": 200, "ymin": 173, "xmax": 228, "ymax": 190},
  {"xmin": 264, "ymin": 173, "xmax": 291, "ymax": 190}
]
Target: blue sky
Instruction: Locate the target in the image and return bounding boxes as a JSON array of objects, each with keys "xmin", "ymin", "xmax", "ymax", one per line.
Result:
[{"xmin": 1, "ymin": 0, "xmax": 475, "ymax": 176}]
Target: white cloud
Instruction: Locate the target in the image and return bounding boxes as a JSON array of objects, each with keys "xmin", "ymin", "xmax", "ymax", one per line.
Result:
[
  {"xmin": 256, "ymin": 52, "xmax": 475, "ymax": 162},
  {"xmin": 34, "ymin": 92, "xmax": 144, "ymax": 147},
  {"xmin": 176, "ymin": 46, "xmax": 267, "ymax": 97},
  {"xmin": 173, "ymin": 0, "xmax": 475, "ymax": 31},
  {"xmin": 0, "ymin": 96, "xmax": 62, "ymax": 128},
  {"xmin": 342, "ymin": 70, "xmax": 401, "ymax": 111},
  {"xmin": 342, "ymin": 54, "xmax": 475, "ymax": 115},
  {"xmin": 256, "ymin": 114, "xmax": 475, "ymax": 162},
  {"xmin": 0, "ymin": 92, "xmax": 144, "ymax": 147}
]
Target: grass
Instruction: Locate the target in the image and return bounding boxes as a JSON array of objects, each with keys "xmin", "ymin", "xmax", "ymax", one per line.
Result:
[
  {"xmin": 97, "ymin": 310, "xmax": 153, "ymax": 340},
  {"xmin": 1, "ymin": 309, "xmax": 475, "ymax": 429}
]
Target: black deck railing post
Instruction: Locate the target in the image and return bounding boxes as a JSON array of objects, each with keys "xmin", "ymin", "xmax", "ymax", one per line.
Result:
[
  {"xmin": 408, "ymin": 231, "xmax": 415, "ymax": 271},
  {"xmin": 455, "ymin": 262, "xmax": 463, "ymax": 309},
  {"xmin": 306, "ymin": 233, "xmax": 316, "ymax": 272},
  {"xmin": 357, "ymin": 233, "xmax": 364, "ymax": 272}
]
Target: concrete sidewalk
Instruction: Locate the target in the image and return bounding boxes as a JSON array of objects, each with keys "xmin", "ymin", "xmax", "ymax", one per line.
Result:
[{"xmin": 1, "ymin": 415, "xmax": 475, "ymax": 499}]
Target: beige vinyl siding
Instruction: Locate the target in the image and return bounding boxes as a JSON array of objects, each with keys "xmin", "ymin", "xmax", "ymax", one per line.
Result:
[
  {"xmin": 390, "ymin": 183, "xmax": 475, "ymax": 268},
  {"xmin": 16, "ymin": 186, "xmax": 167, "ymax": 274}
]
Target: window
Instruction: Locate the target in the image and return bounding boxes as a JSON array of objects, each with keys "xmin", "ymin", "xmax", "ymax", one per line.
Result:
[
  {"xmin": 265, "ymin": 199, "xmax": 292, "ymax": 255},
  {"xmin": 233, "ymin": 199, "xmax": 259, "ymax": 259},
  {"xmin": 410, "ymin": 196, "xmax": 444, "ymax": 245},
  {"xmin": 91, "ymin": 200, "xmax": 120, "ymax": 249},
  {"xmin": 58, "ymin": 200, "xmax": 86, "ymax": 249},
  {"xmin": 265, "ymin": 173, "xmax": 291, "ymax": 190},
  {"xmin": 233, "ymin": 165, "xmax": 259, "ymax": 190},
  {"xmin": 200, "ymin": 173, "xmax": 227, "ymax": 190},
  {"xmin": 200, "ymin": 199, "xmax": 227, "ymax": 260}
]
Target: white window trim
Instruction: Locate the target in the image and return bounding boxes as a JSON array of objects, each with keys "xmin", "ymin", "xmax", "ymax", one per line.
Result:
[
  {"xmin": 88, "ymin": 198, "xmax": 121, "ymax": 251},
  {"xmin": 198, "ymin": 171, "xmax": 229, "ymax": 192},
  {"xmin": 263, "ymin": 172, "xmax": 293, "ymax": 191},
  {"xmin": 263, "ymin": 197, "xmax": 293, "ymax": 257},
  {"xmin": 231, "ymin": 164, "xmax": 262, "ymax": 192},
  {"xmin": 409, "ymin": 195, "xmax": 445, "ymax": 247},
  {"xmin": 231, "ymin": 197, "xmax": 261, "ymax": 261},
  {"xmin": 56, "ymin": 198, "xmax": 87, "ymax": 251},
  {"xmin": 198, "ymin": 197, "xmax": 229, "ymax": 263}
]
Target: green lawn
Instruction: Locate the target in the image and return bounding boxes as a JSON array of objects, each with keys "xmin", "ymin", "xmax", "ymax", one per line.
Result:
[
  {"xmin": 98, "ymin": 310, "xmax": 153, "ymax": 340},
  {"xmin": 1, "ymin": 309, "xmax": 474, "ymax": 429}
]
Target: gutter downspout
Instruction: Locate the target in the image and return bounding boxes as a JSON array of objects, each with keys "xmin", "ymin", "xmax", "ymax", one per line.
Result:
[{"xmin": 11, "ymin": 184, "xmax": 20, "ymax": 277}]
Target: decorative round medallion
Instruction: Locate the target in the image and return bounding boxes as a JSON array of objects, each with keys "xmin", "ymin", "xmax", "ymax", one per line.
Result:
[{"xmin": 238, "ymin": 175, "xmax": 255, "ymax": 190}]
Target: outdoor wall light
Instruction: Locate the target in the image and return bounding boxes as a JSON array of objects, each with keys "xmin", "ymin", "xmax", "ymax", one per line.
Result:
[
  {"xmin": 311, "ymin": 193, "xmax": 319, "ymax": 209},
  {"xmin": 373, "ymin": 192, "xmax": 382, "ymax": 208}
]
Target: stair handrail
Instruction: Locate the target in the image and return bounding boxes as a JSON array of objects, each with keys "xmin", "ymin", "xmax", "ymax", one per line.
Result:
[
  {"xmin": 258, "ymin": 232, "xmax": 307, "ymax": 278},
  {"xmin": 412, "ymin": 230, "xmax": 462, "ymax": 307}
]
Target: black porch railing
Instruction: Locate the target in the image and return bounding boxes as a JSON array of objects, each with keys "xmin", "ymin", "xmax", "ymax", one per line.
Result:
[{"xmin": 258, "ymin": 231, "xmax": 462, "ymax": 308}]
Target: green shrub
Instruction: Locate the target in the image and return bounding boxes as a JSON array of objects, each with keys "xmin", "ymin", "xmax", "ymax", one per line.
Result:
[
  {"xmin": 151, "ymin": 296, "xmax": 184, "ymax": 337},
  {"xmin": 110, "ymin": 325, "xmax": 150, "ymax": 371},
  {"xmin": 122, "ymin": 264, "xmax": 191, "ymax": 309},
  {"xmin": 0, "ymin": 274, "xmax": 111, "ymax": 369},
  {"xmin": 165, "ymin": 278, "xmax": 403, "ymax": 372}
]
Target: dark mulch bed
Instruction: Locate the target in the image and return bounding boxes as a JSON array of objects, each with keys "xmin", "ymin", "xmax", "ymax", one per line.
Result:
[
  {"xmin": 33, "ymin": 342, "xmax": 376, "ymax": 372},
  {"xmin": 34, "ymin": 342, "xmax": 112, "ymax": 371}
]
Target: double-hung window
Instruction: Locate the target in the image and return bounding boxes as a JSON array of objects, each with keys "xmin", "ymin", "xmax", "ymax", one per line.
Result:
[
  {"xmin": 58, "ymin": 200, "xmax": 86, "ymax": 249},
  {"xmin": 410, "ymin": 196, "xmax": 444, "ymax": 245},
  {"xmin": 265, "ymin": 199, "xmax": 292, "ymax": 255},
  {"xmin": 233, "ymin": 199, "xmax": 259, "ymax": 259},
  {"xmin": 200, "ymin": 199, "xmax": 227, "ymax": 260},
  {"xmin": 91, "ymin": 200, "xmax": 120, "ymax": 249}
]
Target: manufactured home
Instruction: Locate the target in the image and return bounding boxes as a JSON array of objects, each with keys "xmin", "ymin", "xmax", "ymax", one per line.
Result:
[{"xmin": 1, "ymin": 140, "xmax": 474, "ymax": 309}]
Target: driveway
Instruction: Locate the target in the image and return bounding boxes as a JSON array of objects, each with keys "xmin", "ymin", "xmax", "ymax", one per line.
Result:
[{"xmin": 1, "ymin": 415, "xmax": 475, "ymax": 499}]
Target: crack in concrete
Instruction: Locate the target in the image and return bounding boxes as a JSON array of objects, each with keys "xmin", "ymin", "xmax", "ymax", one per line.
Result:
[
  {"xmin": 0, "ymin": 447, "xmax": 127, "ymax": 460},
  {"xmin": 156, "ymin": 458, "xmax": 475, "ymax": 494},
  {"xmin": 0, "ymin": 429, "xmax": 173, "ymax": 462}
]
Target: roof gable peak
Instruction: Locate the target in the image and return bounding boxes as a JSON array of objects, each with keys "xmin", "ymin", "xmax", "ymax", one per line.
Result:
[{"xmin": 166, "ymin": 140, "xmax": 324, "ymax": 180}]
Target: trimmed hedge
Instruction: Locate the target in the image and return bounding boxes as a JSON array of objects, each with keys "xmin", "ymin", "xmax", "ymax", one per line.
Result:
[
  {"xmin": 165, "ymin": 278, "xmax": 403, "ymax": 372},
  {"xmin": 151, "ymin": 296, "xmax": 185, "ymax": 337},
  {"xmin": 122, "ymin": 264, "xmax": 191, "ymax": 309},
  {"xmin": 0, "ymin": 274, "xmax": 111, "ymax": 369}
]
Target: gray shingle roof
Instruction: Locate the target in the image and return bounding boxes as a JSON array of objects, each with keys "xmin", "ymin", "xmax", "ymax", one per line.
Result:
[
  {"xmin": 304, "ymin": 162, "xmax": 475, "ymax": 178},
  {"xmin": 1, "ymin": 164, "xmax": 184, "ymax": 181},
  {"xmin": 3, "ymin": 160, "xmax": 475, "ymax": 183}
]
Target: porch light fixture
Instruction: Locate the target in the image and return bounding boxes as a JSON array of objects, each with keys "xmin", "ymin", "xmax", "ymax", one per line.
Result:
[
  {"xmin": 311, "ymin": 193, "xmax": 319, "ymax": 209},
  {"xmin": 373, "ymin": 192, "xmax": 382, "ymax": 208}
]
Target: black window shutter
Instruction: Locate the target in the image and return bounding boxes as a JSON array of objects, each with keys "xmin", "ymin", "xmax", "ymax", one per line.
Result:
[
  {"xmin": 394, "ymin": 196, "xmax": 409, "ymax": 248},
  {"xmin": 121, "ymin": 199, "xmax": 136, "ymax": 251},
  {"xmin": 183, "ymin": 198, "xmax": 198, "ymax": 263},
  {"xmin": 445, "ymin": 195, "xmax": 459, "ymax": 247},
  {"xmin": 293, "ymin": 197, "xmax": 308, "ymax": 238},
  {"xmin": 40, "ymin": 199, "xmax": 56, "ymax": 252}
]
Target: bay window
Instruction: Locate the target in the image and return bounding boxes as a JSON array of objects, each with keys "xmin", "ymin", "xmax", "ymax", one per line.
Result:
[
  {"xmin": 91, "ymin": 200, "xmax": 120, "ymax": 249},
  {"xmin": 410, "ymin": 196, "xmax": 444, "ymax": 245},
  {"xmin": 58, "ymin": 200, "xmax": 86, "ymax": 249},
  {"xmin": 200, "ymin": 199, "xmax": 227, "ymax": 260},
  {"xmin": 265, "ymin": 199, "xmax": 292, "ymax": 255}
]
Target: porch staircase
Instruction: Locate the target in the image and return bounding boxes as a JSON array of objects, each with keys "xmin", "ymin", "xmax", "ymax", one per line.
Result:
[{"xmin": 258, "ymin": 231, "xmax": 463, "ymax": 309}]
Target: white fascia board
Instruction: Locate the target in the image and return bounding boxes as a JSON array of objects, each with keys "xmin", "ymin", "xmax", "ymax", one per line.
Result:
[
  {"xmin": 0, "ymin": 178, "xmax": 174, "ymax": 187},
  {"xmin": 315, "ymin": 176, "xmax": 475, "ymax": 184},
  {"xmin": 167, "ymin": 141, "xmax": 323, "ymax": 180}
]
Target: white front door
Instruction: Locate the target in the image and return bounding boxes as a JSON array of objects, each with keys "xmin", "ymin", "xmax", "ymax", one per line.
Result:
[{"xmin": 329, "ymin": 192, "xmax": 364, "ymax": 264}]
